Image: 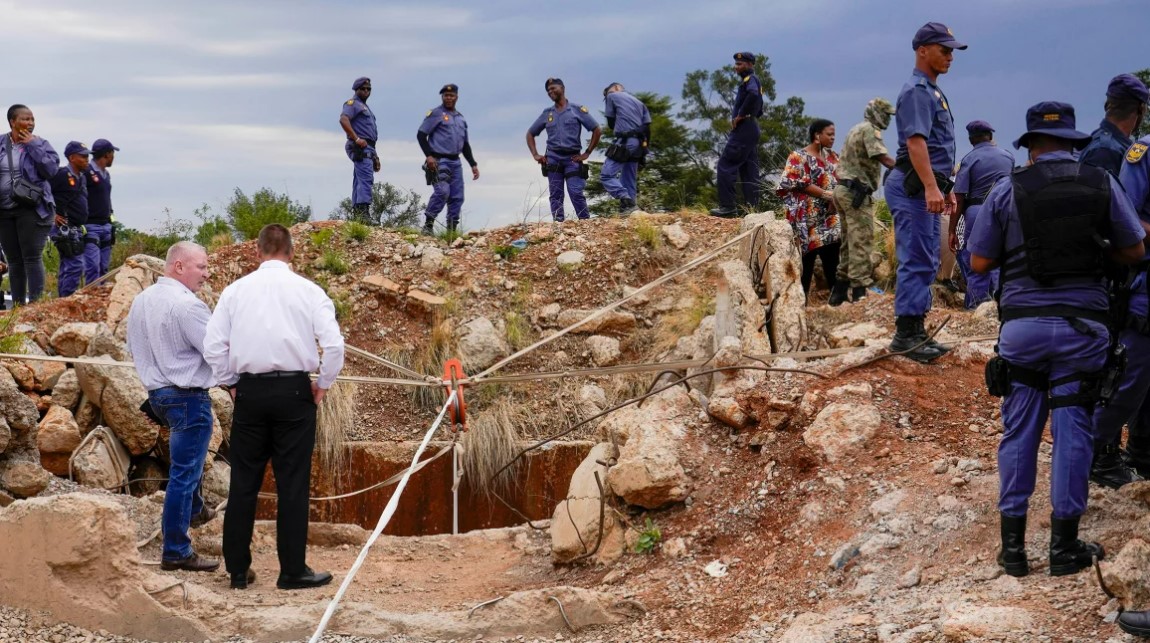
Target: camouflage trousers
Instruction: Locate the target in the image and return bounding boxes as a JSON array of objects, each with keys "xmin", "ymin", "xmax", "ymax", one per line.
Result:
[{"xmin": 831, "ymin": 184, "xmax": 875, "ymax": 287}]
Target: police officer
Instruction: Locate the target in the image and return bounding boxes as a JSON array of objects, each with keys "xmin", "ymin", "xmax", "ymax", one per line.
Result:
[
  {"xmin": 49, "ymin": 141, "xmax": 90, "ymax": 297},
  {"xmin": 526, "ymin": 78, "xmax": 601, "ymax": 222},
  {"xmin": 338, "ymin": 77, "xmax": 380, "ymax": 221},
  {"xmin": 601, "ymin": 83, "xmax": 651, "ymax": 216},
  {"xmin": 418, "ymin": 84, "xmax": 479, "ymax": 236},
  {"xmin": 1090, "ymin": 125, "xmax": 1150, "ymax": 490},
  {"xmin": 1079, "ymin": 74, "xmax": 1149, "ymax": 176},
  {"xmin": 886, "ymin": 22, "xmax": 966, "ymax": 363},
  {"xmin": 829, "ymin": 97, "xmax": 896, "ymax": 306},
  {"xmin": 84, "ymin": 138, "xmax": 118, "ymax": 281},
  {"xmin": 709, "ymin": 52, "xmax": 763, "ymax": 219},
  {"xmin": 967, "ymin": 102, "xmax": 1145, "ymax": 578},
  {"xmin": 948, "ymin": 120, "xmax": 1015, "ymax": 310}
]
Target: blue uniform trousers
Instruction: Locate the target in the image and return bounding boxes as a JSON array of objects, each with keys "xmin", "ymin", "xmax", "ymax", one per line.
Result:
[
  {"xmin": 547, "ymin": 153, "xmax": 588, "ymax": 221},
  {"xmin": 998, "ymin": 317, "xmax": 1109, "ymax": 519},
  {"xmin": 716, "ymin": 122, "xmax": 760, "ymax": 209},
  {"xmin": 601, "ymin": 138, "xmax": 641, "ymax": 201},
  {"xmin": 424, "ymin": 158, "xmax": 465, "ymax": 226},
  {"xmin": 57, "ymin": 252, "xmax": 85, "ymax": 297},
  {"xmin": 83, "ymin": 223, "xmax": 113, "ymax": 282},
  {"xmin": 1093, "ymin": 275, "xmax": 1150, "ymax": 454},
  {"xmin": 888, "ymin": 168, "xmax": 940, "ymax": 316},
  {"xmin": 957, "ymin": 204, "xmax": 998, "ymax": 309},
  {"xmin": 345, "ymin": 141, "xmax": 375, "ymax": 206}
]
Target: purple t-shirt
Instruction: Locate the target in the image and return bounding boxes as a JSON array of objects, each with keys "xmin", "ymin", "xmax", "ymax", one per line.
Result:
[{"xmin": 966, "ymin": 151, "xmax": 1144, "ymax": 311}]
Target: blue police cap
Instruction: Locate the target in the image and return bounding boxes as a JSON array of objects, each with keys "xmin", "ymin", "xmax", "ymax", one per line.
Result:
[
  {"xmin": 63, "ymin": 141, "xmax": 90, "ymax": 157},
  {"xmin": 1012, "ymin": 101, "xmax": 1091, "ymax": 150},
  {"xmin": 352, "ymin": 77, "xmax": 370, "ymax": 90},
  {"xmin": 91, "ymin": 139, "xmax": 119, "ymax": 154},
  {"xmin": 733, "ymin": 52, "xmax": 755, "ymax": 63},
  {"xmin": 545, "ymin": 77, "xmax": 564, "ymax": 89},
  {"xmin": 1107, "ymin": 73, "xmax": 1149, "ymax": 104},
  {"xmin": 439, "ymin": 84, "xmax": 458, "ymax": 95},
  {"xmin": 965, "ymin": 120, "xmax": 994, "ymax": 135},
  {"xmin": 912, "ymin": 22, "xmax": 967, "ymax": 50}
]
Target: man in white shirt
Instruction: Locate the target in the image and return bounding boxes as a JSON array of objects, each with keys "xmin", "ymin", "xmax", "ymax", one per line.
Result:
[
  {"xmin": 204, "ymin": 224, "xmax": 345, "ymax": 590},
  {"xmin": 126, "ymin": 241, "xmax": 220, "ymax": 573}
]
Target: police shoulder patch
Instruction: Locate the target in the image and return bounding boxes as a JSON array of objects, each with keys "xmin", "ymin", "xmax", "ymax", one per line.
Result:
[
  {"xmin": 1128, "ymin": 143, "xmax": 1148, "ymax": 164},
  {"xmin": 579, "ymin": 105, "xmax": 588, "ymax": 113},
  {"xmin": 346, "ymin": 100, "xmax": 354, "ymax": 105},
  {"xmin": 426, "ymin": 110, "xmax": 433, "ymax": 117}
]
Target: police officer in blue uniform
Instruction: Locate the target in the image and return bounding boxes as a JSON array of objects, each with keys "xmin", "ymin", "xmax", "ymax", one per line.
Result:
[
  {"xmin": 1090, "ymin": 129, "xmax": 1150, "ymax": 490},
  {"xmin": 339, "ymin": 77, "xmax": 380, "ymax": 221},
  {"xmin": 968, "ymin": 102, "xmax": 1145, "ymax": 578},
  {"xmin": 709, "ymin": 52, "xmax": 763, "ymax": 219},
  {"xmin": 84, "ymin": 138, "xmax": 117, "ymax": 281},
  {"xmin": 1079, "ymin": 74, "xmax": 1149, "ymax": 176},
  {"xmin": 948, "ymin": 120, "xmax": 1015, "ymax": 309},
  {"xmin": 886, "ymin": 23, "xmax": 966, "ymax": 363},
  {"xmin": 527, "ymin": 78, "xmax": 601, "ymax": 222},
  {"xmin": 49, "ymin": 141, "xmax": 90, "ymax": 297},
  {"xmin": 418, "ymin": 84, "xmax": 479, "ymax": 236},
  {"xmin": 601, "ymin": 83, "xmax": 651, "ymax": 215}
]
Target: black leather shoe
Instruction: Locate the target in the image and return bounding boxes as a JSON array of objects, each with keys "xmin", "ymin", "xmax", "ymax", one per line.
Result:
[
  {"xmin": 709, "ymin": 206, "xmax": 738, "ymax": 218},
  {"xmin": 1049, "ymin": 514, "xmax": 1105, "ymax": 576},
  {"xmin": 828, "ymin": 282, "xmax": 849, "ymax": 307},
  {"xmin": 160, "ymin": 553, "xmax": 220, "ymax": 573},
  {"xmin": 1119, "ymin": 609, "xmax": 1150, "ymax": 637},
  {"xmin": 230, "ymin": 568, "xmax": 256, "ymax": 589},
  {"xmin": 850, "ymin": 286, "xmax": 868, "ymax": 302},
  {"xmin": 1091, "ymin": 444, "xmax": 1143, "ymax": 489},
  {"xmin": 190, "ymin": 505, "xmax": 216, "ymax": 529},
  {"xmin": 277, "ymin": 566, "xmax": 333, "ymax": 590}
]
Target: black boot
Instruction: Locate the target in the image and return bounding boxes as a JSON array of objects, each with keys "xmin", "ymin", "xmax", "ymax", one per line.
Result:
[
  {"xmin": 828, "ymin": 281, "xmax": 849, "ymax": 307},
  {"xmin": 889, "ymin": 316, "xmax": 946, "ymax": 363},
  {"xmin": 421, "ymin": 218, "xmax": 435, "ymax": 236},
  {"xmin": 619, "ymin": 197, "xmax": 637, "ymax": 216},
  {"xmin": 709, "ymin": 205, "xmax": 738, "ymax": 218},
  {"xmin": 851, "ymin": 286, "xmax": 868, "ymax": 302},
  {"xmin": 1090, "ymin": 442, "xmax": 1143, "ymax": 489},
  {"xmin": 352, "ymin": 203, "xmax": 370, "ymax": 223},
  {"xmin": 1049, "ymin": 514, "xmax": 1104, "ymax": 576},
  {"xmin": 1119, "ymin": 609, "xmax": 1150, "ymax": 637},
  {"xmin": 996, "ymin": 513, "xmax": 1028, "ymax": 577},
  {"xmin": 916, "ymin": 317, "xmax": 951, "ymax": 355},
  {"xmin": 446, "ymin": 221, "xmax": 458, "ymax": 237}
]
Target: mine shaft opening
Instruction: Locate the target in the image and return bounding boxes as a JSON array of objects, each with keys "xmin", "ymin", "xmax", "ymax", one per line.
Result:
[{"xmin": 254, "ymin": 440, "xmax": 592, "ymax": 536}]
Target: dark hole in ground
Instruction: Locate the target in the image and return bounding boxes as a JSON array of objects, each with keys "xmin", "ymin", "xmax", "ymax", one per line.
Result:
[{"xmin": 256, "ymin": 441, "xmax": 592, "ymax": 536}]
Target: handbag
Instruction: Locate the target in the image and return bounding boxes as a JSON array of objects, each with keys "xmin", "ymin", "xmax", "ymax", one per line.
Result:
[{"xmin": 5, "ymin": 138, "xmax": 44, "ymax": 208}]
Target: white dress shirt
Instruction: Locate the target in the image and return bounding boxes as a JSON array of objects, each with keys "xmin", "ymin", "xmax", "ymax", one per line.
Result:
[
  {"xmin": 126, "ymin": 277, "xmax": 215, "ymax": 390},
  {"xmin": 203, "ymin": 260, "xmax": 345, "ymax": 389}
]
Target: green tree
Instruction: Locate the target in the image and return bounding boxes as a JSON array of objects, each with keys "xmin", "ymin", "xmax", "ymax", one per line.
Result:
[
  {"xmin": 191, "ymin": 203, "xmax": 233, "ymax": 248},
  {"xmin": 226, "ymin": 187, "xmax": 311, "ymax": 240},
  {"xmin": 679, "ymin": 54, "xmax": 811, "ymax": 212},
  {"xmin": 330, "ymin": 181, "xmax": 425, "ymax": 229},
  {"xmin": 1135, "ymin": 68, "xmax": 1150, "ymax": 139}
]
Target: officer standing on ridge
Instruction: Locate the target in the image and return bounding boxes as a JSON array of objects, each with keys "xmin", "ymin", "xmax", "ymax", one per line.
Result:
[
  {"xmin": 526, "ymin": 78, "xmax": 601, "ymax": 222},
  {"xmin": 339, "ymin": 77, "xmax": 380, "ymax": 222},
  {"xmin": 948, "ymin": 120, "xmax": 1014, "ymax": 310},
  {"xmin": 829, "ymin": 97, "xmax": 896, "ymax": 306},
  {"xmin": 49, "ymin": 141, "xmax": 90, "ymax": 297},
  {"xmin": 418, "ymin": 84, "xmax": 478, "ymax": 237},
  {"xmin": 886, "ymin": 22, "xmax": 966, "ymax": 363},
  {"xmin": 1089, "ymin": 124, "xmax": 1150, "ymax": 491},
  {"xmin": 84, "ymin": 138, "xmax": 118, "ymax": 281},
  {"xmin": 1080, "ymin": 74, "xmax": 1149, "ymax": 175},
  {"xmin": 601, "ymin": 83, "xmax": 651, "ymax": 216},
  {"xmin": 710, "ymin": 52, "xmax": 764, "ymax": 219},
  {"xmin": 967, "ymin": 101, "xmax": 1145, "ymax": 579}
]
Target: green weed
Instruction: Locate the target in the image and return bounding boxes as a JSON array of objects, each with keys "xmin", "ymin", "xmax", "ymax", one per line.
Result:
[
  {"xmin": 634, "ymin": 518, "xmax": 662, "ymax": 554},
  {"xmin": 343, "ymin": 221, "xmax": 371, "ymax": 242},
  {"xmin": 318, "ymin": 249, "xmax": 349, "ymax": 275}
]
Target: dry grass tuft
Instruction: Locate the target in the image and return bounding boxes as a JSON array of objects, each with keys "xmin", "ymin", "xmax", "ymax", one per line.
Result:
[
  {"xmin": 461, "ymin": 397, "xmax": 527, "ymax": 497},
  {"xmin": 316, "ymin": 381, "xmax": 358, "ymax": 476},
  {"xmin": 648, "ymin": 282, "xmax": 716, "ymax": 358}
]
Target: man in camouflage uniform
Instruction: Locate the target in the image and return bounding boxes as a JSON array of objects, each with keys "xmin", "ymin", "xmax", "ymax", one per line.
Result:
[{"xmin": 829, "ymin": 98, "xmax": 898, "ymax": 305}]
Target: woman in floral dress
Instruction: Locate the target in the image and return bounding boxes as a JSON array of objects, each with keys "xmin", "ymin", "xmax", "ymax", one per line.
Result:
[{"xmin": 778, "ymin": 119, "xmax": 841, "ymax": 299}]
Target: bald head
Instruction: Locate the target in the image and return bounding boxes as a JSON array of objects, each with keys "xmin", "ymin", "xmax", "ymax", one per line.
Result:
[{"xmin": 165, "ymin": 241, "xmax": 210, "ymax": 291}]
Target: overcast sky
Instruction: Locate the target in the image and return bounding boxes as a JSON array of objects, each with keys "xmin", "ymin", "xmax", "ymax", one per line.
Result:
[{"xmin": 3, "ymin": 0, "xmax": 1146, "ymax": 233}]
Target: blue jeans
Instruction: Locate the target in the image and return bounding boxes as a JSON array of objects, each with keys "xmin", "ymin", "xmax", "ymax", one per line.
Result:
[{"xmin": 149, "ymin": 386, "xmax": 213, "ymax": 562}]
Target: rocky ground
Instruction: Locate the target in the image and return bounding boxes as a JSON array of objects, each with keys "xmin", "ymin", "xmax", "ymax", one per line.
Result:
[{"xmin": 1, "ymin": 212, "xmax": 1149, "ymax": 642}]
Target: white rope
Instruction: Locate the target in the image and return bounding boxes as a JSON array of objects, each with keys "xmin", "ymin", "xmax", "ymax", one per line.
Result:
[{"xmin": 308, "ymin": 390, "xmax": 458, "ymax": 643}]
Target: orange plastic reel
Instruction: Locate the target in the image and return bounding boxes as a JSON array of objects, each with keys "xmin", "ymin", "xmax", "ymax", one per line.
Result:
[{"xmin": 442, "ymin": 358, "xmax": 467, "ymax": 430}]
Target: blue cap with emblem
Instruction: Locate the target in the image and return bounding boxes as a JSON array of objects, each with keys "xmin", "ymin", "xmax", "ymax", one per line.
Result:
[
  {"xmin": 733, "ymin": 52, "xmax": 755, "ymax": 63},
  {"xmin": 63, "ymin": 141, "xmax": 90, "ymax": 157},
  {"xmin": 1107, "ymin": 73, "xmax": 1149, "ymax": 104},
  {"xmin": 1012, "ymin": 101, "xmax": 1091, "ymax": 150},
  {"xmin": 439, "ymin": 84, "xmax": 458, "ymax": 94},
  {"xmin": 965, "ymin": 120, "xmax": 994, "ymax": 135},
  {"xmin": 352, "ymin": 77, "xmax": 370, "ymax": 90},
  {"xmin": 912, "ymin": 22, "xmax": 967, "ymax": 50},
  {"xmin": 91, "ymin": 139, "xmax": 119, "ymax": 154},
  {"xmin": 545, "ymin": 77, "xmax": 564, "ymax": 89}
]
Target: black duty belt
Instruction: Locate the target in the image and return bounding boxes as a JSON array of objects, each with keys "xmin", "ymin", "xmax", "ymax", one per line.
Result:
[
  {"xmin": 431, "ymin": 153, "xmax": 460, "ymax": 160},
  {"xmin": 548, "ymin": 148, "xmax": 580, "ymax": 157},
  {"xmin": 966, "ymin": 196, "xmax": 986, "ymax": 207},
  {"xmin": 239, "ymin": 370, "xmax": 309, "ymax": 380}
]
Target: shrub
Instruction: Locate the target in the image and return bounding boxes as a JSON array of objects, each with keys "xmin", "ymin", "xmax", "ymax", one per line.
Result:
[
  {"xmin": 492, "ymin": 244, "xmax": 522, "ymax": 260},
  {"xmin": 318, "ymin": 249, "xmax": 349, "ymax": 275},
  {"xmin": 343, "ymin": 221, "xmax": 371, "ymax": 242},
  {"xmin": 633, "ymin": 219, "xmax": 662, "ymax": 250},
  {"xmin": 226, "ymin": 187, "xmax": 311, "ymax": 241}
]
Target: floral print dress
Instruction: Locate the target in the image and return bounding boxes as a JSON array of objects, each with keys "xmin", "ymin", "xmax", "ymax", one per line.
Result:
[{"xmin": 777, "ymin": 148, "xmax": 841, "ymax": 254}]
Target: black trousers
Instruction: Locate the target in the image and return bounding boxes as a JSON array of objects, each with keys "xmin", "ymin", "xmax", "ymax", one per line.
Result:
[
  {"xmin": 223, "ymin": 375, "xmax": 316, "ymax": 576},
  {"xmin": 0, "ymin": 205, "xmax": 50, "ymax": 306},
  {"xmin": 801, "ymin": 242, "xmax": 841, "ymax": 296}
]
